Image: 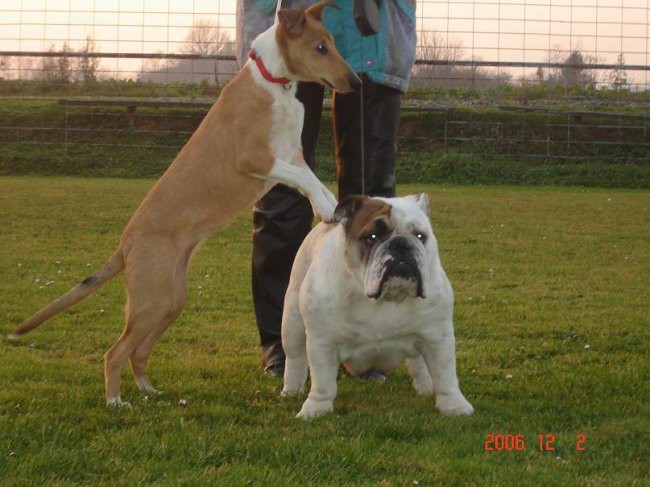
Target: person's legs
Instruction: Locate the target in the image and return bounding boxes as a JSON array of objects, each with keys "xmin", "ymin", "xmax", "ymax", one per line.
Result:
[
  {"xmin": 333, "ymin": 74, "xmax": 401, "ymax": 199},
  {"xmin": 251, "ymin": 82, "xmax": 325, "ymax": 375}
]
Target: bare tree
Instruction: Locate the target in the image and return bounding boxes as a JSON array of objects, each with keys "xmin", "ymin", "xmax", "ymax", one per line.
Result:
[
  {"xmin": 78, "ymin": 35, "xmax": 100, "ymax": 83},
  {"xmin": 413, "ymin": 30, "xmax": 465, "ymax": 84},
  {"xmin": 412, "ymin": 30, "xmax": 510, "ymax": 88},
  {"xmin": 0, "ymin": 56, "xmax": 10, "ymax": 79},
  {"xmin": 609, "ymin": 53, "xmax": 629, "ymax": 91},
  {"xmin": 39, "ymin": 45, "xmax": 58, "ymax": 81},
  {"xmin": 56, "ymin": 42, "xmax": 72, "ymax": 83},
  {"xmin": 140, "ymin": 19, "xmax": 237, "ymax": 84},
  {"xmin": 141, "ymin": 55, "xmax": 164, "ymax": 76},
  {"xmin": 583, "ymin": 53, "xmax": 605, "ymax": 89},
  {"xmin": 182, "ymin": 19, "xmax": 233, "ymax": 56},
  {"xmin": 37, "ymin": 43, "xmax": 73, "ymax": 83},
  {"xmin": 545, "ymin": 46, "xmax": 565, "ymax": 85}
]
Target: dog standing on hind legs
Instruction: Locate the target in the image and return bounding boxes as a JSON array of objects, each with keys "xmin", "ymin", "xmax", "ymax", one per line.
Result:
[{"xmin": 8, "ymin": 1, "xmax": 359, "ymax": 407}]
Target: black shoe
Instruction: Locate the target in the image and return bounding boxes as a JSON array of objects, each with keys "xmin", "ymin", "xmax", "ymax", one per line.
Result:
[
  {"xmin": 262, "ymin": 345, "xmax": 285, "ymax": 378},
  {"xmin": 341, "ymin": 364, "xmax": 388, "ymax": 382}
]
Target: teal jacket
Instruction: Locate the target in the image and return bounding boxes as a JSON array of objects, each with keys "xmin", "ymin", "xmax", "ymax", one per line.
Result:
[{"xmin": 236, "ymin": 0, "xmax": 416, "ymax": 93}]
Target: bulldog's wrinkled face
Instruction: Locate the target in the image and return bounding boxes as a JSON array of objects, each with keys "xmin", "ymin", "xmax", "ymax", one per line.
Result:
[{"xmin": 333, "ymin": 193, "xmax": 437, "ymax": 302}]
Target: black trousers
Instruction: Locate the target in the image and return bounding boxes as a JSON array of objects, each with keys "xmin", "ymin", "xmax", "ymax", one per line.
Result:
[{"xmin": 252, "ymin": 75, "xmax": 402, "ymax": 355}]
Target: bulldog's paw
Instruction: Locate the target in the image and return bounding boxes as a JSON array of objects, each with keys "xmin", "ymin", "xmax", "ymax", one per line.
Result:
[
  {"xmin": 106, "ymin": 396, "xmax": 132, "ymax": 408},
  {"xmin": 413, "ymin": 379, "xmax": 434, "ymax": 396},
  {"xmin": 296, "ymin": 398, "xmax": 333, "ymax": 420},
  {"xmin": 436, "ymin": 393, "xmax": 474, "ymax": 416},
  {"xmin": 280, "ymin": 386, "xmax": 304, "ymax": 397}
]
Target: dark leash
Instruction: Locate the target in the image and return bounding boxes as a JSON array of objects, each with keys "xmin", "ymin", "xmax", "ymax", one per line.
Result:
[
  {"xmin": 359, "ymin": 78, "xmax": 366, "ymax": 195},
  {"xmin": 353, "ymin": 0, "xmax": 381, "ymax": 196}
]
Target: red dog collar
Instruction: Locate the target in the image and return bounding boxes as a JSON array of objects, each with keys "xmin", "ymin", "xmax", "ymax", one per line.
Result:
[{"xmin": 249, "ymin": 49, "xmax": 291, "ymax": 87}]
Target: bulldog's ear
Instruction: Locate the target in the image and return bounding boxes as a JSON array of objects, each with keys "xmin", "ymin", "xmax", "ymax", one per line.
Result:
[
  {"xmin": 333, "ymin": 194, "xmax": 367, "ymax": 224},
  {"xmin": 278, "ymin": 8, "xmax": 306, "ymax": 38},
  {"xmin": 305, "ymin": 0, "xmax": 339, "ymax": 22},
  {"xmin": 405, "ymin": 193, "xmax": 430, "ymax": 217}
]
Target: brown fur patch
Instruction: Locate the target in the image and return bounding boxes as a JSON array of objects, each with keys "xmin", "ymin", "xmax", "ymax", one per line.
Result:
[
  {"xmin": 341, "ymin": 198, "xmax": 393, "ymax": 268},
  {"xmin": 347, "ymin": 198, "xmax": 393, "ymax": 242}
]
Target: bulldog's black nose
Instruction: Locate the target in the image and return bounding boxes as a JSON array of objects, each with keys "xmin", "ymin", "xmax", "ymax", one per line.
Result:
[{"xmin": 388, "ymin": 236, "xmax": 410, "ymax": 254}]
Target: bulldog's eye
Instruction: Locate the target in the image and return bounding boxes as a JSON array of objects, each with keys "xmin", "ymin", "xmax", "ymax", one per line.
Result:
[
  {"xmin": 415, "ymin": 232, "xmax": 427, "ymax": 243},
  {"xmin": 316, "ymin": 43, "xmax": 328, "ymax": 55},
  {"xmin": 365, "ymin": 233, "xmax": 378, "ymax": 244}
]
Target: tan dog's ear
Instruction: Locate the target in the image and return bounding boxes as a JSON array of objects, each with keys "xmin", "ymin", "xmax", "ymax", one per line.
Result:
[
  {"xmin": 333, "ymin": 194, "xmax": 367, "ymax": 224},
  {"xmin": 305, "ymin": 0, "xmax": 339, "ymax": 22},
  {"xmin": 278, "ymin": 8, "xmax": 307, "ymax": 38}
]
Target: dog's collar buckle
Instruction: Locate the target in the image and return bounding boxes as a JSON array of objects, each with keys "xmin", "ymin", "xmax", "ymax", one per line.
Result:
[{"xmin": 248, "ymin": 49, "xmax": 292, "ymax": 90}]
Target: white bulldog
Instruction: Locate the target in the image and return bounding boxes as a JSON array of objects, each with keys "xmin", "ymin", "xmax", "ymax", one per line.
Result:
[{"xmin": 281, "ymin": 193, "xmax": 474, "ymax": 419}]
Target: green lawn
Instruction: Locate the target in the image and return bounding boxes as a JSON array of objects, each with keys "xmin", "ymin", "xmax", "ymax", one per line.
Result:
[{"xmin": 0, "ymin": 177, "xmax": 648, "ymax": 485}]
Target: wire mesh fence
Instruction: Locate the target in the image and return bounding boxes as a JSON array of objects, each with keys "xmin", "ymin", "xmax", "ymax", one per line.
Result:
[{"xmin": 0, "ymin": 0, "xmax": 649, "ymax": 183}]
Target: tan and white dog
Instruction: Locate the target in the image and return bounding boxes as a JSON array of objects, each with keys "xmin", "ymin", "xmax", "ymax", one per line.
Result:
[
  {"xmin": 281, "ymin": 194, "xmax": 474, "ymax": 419},
  {"xmin": 9, "ymin": 1, "xmax": 358, "ymax": 407}
]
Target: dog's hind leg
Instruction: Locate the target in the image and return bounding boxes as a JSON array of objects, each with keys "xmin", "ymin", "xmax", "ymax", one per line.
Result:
[
  {"xmin": 129, "ymin": 245, "xmax": 194, "ymax": 395},
  {"xmin": 129, "ymin": 328, "xmax": 171, "ymax": 395},
  {"xmin": 406, "ymin": 355, "xmax": 434, "ymax": 396},
  {"xmin": 104, "ymin": 245, "xmax": 181, "ymax": 407}
]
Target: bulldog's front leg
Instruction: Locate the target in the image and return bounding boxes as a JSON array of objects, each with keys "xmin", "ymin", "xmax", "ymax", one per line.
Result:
[
  {"xmin": 406, "ymin": 355, "xmax": 435, "ymax": 396},
  {"xmin": 297, "ymin": 337, "xmax": 339, "ymax": 420},
  {"xmin": 281, "ymin": 291, "xmax": 309, "ymax": 396},
  {"xmin": 420, "ymin": 333, "xmax": 474, "ymax": 416}
]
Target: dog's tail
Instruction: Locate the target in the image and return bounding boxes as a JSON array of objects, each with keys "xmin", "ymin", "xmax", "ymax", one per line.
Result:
[{"xmin": 8, "ymin": 249, "xmax": 125, "ymax": 339}]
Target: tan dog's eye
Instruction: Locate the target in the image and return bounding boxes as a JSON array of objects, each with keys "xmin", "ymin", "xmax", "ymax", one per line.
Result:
[{"xmin": 316, "ymin": 42, "xmax": 328, "ymax": 55}]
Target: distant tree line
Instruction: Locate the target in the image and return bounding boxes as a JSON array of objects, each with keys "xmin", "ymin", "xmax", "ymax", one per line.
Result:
[
  {"xmin": 411, "ymin": 31, "xmax": 513, "ymax": 88},
  {"xmin": 139, "ymin": 19, "xmax": 238, "ymax": 84},
  {"xmin": 529, "ymin": 49, "xmax": 630, "ymax": 91},
  {"xmin": 0, "ymin": 23, "xmax": 634, "ymax": 92},
  {"xmin": 0, "ymin": 35, "xmax": 100, "ymax": 84}
]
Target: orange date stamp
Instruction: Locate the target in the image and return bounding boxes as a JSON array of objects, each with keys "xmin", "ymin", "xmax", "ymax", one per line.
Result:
[{"xmin": 484, "ymin": 433, "xmax": 587, "ymax": 451}]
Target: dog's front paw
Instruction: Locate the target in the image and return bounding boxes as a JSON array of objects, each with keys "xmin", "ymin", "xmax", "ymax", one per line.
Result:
[
  {"xmin": 281, "ymin": 385, "xmax": 304, "ymax": 397},
  {"xmin": 311, "ymin": 187, "xmax": 337, "ymax": 223},
  {"xmin": 413, "ymin": 378, "xmax": 434, "ymax": 396},
  {"xmin": 322, "ymin": 186, "xmax": 338, "ymax": 209},
  {"xmin": 296, "ymin": 398, "xmax": 333, "ymax": 420},
  {"xmin": 106, "ymin": 396, "xmax": 132, "ymax": 408},
  {"xmin": 135, "ymin": 375, "xmax": 163, "ymax": 395},
  {"xmin": 312, "ymin": 201, "xmax": 336, "ymax": 223},
  {"xmin": 436, "ymin": 393, "xmax": 474, "ymax": 416}
]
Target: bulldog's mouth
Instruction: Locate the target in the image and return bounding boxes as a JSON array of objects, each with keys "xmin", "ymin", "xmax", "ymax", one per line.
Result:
[{"xmin": 369, "ymin": 258, "xmax": 424, "ymax": 300}]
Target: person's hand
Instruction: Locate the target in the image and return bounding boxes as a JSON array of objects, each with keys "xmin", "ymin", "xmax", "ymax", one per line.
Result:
[{"xmin": 353, "ymin": 0, "xmax": 382, "ymax": 36}]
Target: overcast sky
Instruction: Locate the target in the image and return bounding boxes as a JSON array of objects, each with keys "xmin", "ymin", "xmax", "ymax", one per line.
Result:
[{"xmin": 1, "ymin": 0, "xmax": 648, "ymax": 81}]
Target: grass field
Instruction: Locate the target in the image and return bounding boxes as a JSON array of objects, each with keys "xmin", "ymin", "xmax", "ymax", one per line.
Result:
[{"xmin": 0, "ymin": 177, "xmax": 648, "ymax": 485}]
